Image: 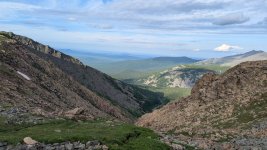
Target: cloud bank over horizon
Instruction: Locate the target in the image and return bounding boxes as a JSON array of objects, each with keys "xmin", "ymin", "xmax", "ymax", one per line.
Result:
[{"xmin": 0, "ymin": 0, "xmax": 266, "ymax": 58}]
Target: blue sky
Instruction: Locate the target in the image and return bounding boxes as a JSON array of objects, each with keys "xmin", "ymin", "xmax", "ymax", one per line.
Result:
[{"xmin": 0, "ymin": 0, "xmax": 267, "ymax": 58}]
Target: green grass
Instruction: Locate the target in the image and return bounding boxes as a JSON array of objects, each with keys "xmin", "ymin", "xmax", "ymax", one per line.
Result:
[
  {"xmin": 0, "ymin": 35, "xmax": 6, "ymax": 41},
  {"xmin": 0, "ymin": 119, "xmax": 170, "ymax": 150},
  {"xmin": 149, "ymin": 87, "xmax": 191, "ymax": 101},
  {"xmin": 184, "ymin": 64, "xmax": 230, "ymax": 73}
]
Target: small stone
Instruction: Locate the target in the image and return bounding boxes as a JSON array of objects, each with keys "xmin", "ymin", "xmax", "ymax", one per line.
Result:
[
  {"xmin": 102, "ymin": 145, "xmax": 109, "ymax": 150},
  {"xmin": 73, "ymin": 142, "xmax": 81, "ymax": 149},
  {"xmin": 0, "ymin": 142, "xmax": 7, "ymax": 147},
  {"xmin": 44, "ymin": 144, "xmax": 54, "ymax": 150},
  {"xmin": 58, "ymin": 144, "xmax": 65, "ymax": 150},
  {"xmin": 89, "ymin": 140, "xmax": 100, "ymax": 146},
  {"xmin": 171, "ymin": 144, "xmax": 183, "ymax": 150},
  {"xmin": 65, "ymin": 108, "xmax": 84, "ymax": 119},
  {"xmin": 53, "ymin": 143, "xmax": 59, "ymax": 146},
  {"xmin": 79, "ymin": 144, "xmax": 85, "ymax": 149},
  {"xmin": 23, "ymin": 137, "xmax": 38, "ymax": 145},
  {"xmin": 93, "ymin": 145, "xmax": 102, "ymax": 150},
  {"xmin": 65, "ymin": 143, "xmax": 73, "ymax": 150}
]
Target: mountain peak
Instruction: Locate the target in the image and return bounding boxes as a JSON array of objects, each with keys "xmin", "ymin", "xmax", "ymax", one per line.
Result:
[{"xmin": 244, "ymin": 50, "xmax": 264, "ymax": 54}]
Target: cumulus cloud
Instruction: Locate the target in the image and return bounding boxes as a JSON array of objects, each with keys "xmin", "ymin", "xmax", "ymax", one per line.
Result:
[
  {"xmin": 0, "ymin": 0, "xmax": 266, "ymax": 33},
  {"xmin": 0, "ymin": 0, "xmax": 266, "ymax": 56},
  {"xmin": 214, "ymin": 44, "xmax": 243, "ymax": 52},
  {"xmin": 213, "ymin": 13, "xmax": 249, "ymax": 26}
]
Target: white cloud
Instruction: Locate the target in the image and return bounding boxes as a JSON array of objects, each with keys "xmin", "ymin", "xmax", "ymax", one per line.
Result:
[
  {"xmin": 1, "ymin": 0, "xmax": 266, "ymax": 33},
  {"xmin": 214, "ymin": 44, "xmax": 242, "ymax": 52}
]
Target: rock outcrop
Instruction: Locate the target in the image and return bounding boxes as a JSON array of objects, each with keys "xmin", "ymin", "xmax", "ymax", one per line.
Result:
[{"xmin": 136, "ymin": 60, "xmax": 267, "ymax": 149}]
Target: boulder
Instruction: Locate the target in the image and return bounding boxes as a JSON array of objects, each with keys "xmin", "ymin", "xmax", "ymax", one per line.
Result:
[
  {"xmin": 102, "ymin": 145, "xmax": 109, "ymax": 150},
  {"xmin": 64, "ymin": 107, "xmax": 84, "ymax": 119},
  {"xmin": 23, "ymin": 137, "xmax": 38, "ymax": 145}
]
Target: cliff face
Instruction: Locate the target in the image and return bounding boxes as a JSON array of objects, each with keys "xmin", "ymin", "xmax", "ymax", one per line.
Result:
[
  {"xmin": 136, "ymin": 60, "xmax": 267, "ymax": 148},
  {"xmin": 0, "ymin": 32, "xmax": 164, "ymax": 121}
]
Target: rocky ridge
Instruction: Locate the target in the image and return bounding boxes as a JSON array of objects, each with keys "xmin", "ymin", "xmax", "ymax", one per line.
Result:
[
  {"xmin": 136, "ymin": 60, "xmax": 267, "ymax": 149},
  {"xmin": 0, "ymin": 31, "xmax": 164, "ymax": 122}
]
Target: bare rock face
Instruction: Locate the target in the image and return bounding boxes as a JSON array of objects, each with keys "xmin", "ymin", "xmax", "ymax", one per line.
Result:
[{"xmin": 136, "ymin": 60, "xmax": 267, "ymax": 149}]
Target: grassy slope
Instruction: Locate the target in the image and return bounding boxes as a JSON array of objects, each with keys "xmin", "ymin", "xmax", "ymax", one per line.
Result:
[
  {"xmin": 0, "ymin": 118, "xmax": 170, "ymax": 150},
  {"xmin": 149, "ymin": 87, "xmax": 191, "ymax": 102},
  {"xmin": 184, "ymin": 64, "xmax": 229, "ymax": 73}
]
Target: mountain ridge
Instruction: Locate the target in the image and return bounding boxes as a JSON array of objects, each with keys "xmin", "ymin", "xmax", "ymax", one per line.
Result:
[
  {"xmin": 0, "ymin": 31, "xmax": 164, "ymax": 122},
  {"xmin": 197, "ymin": 50, "xmax": 267, "ymax": 66}
]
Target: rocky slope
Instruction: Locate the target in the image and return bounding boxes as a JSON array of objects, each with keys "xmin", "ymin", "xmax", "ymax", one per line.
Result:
[
  {"xmin": 131, "ymin": 65, "xmax": 215, "ymax": 88},
  {"xmin": 0, "ymin": 31, "xmax": 164, "ymax": 122},
  {"xmin": 198, "ymin": 50, "xmax": 267, "ymax": 67},
  {"xmin": 136, "ymin": 60, "xmax": 267, "ymax": 149}
]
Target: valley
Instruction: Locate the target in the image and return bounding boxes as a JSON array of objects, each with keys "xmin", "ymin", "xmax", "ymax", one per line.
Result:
[
  {"xmin": 1, "ymin": 1, "xmax": 267, "ymax": 150},
  {"xmin": 0, "ymin": 32, "xmax": 169, "ymax": 149},
  {"xmin": 0, "ymin": 32, "xmax": 266, "ymax": 150}
]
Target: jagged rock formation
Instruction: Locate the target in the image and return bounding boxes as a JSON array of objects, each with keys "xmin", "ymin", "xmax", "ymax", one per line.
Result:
[
  {"xmin": 0, "ymin": 31, "xmax": 164, "ymax": 122},
  {"xmin": 136, "ymin": 60, "xmax": 267, "ymax": 149}
]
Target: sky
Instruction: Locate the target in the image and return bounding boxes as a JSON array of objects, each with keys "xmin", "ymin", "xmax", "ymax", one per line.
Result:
[{"xmin": 0, "ymin": 0, "xmax": 267, "ymax": 58}]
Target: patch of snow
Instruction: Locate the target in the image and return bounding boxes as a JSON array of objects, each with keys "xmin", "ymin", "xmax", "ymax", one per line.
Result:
[{"xmin": 17, "ymin": 71, "xmax": 31, "ymax": 80}]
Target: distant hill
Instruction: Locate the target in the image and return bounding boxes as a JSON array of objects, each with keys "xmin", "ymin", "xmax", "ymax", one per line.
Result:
[
  {"xmin": 198, "ymin": 50, "xmax": 267, "ymax": 66},
  {"xmin": 94, "ymin": 56, "xmax": 200, "ymax": 80},
  {"xmin": 152, "ymin": 56, "xmax": 200, "ymax": 63},
  {"xmin": 126, "ymin": 65, "xmax": 216, "ymax": 88},
  {"xmin": 0, "ymin": 31, "xmax": 165, "ymax": 122},
  {"xmin": 60, "ymin": 49, "xmax": 143, "ymax": 68}
]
